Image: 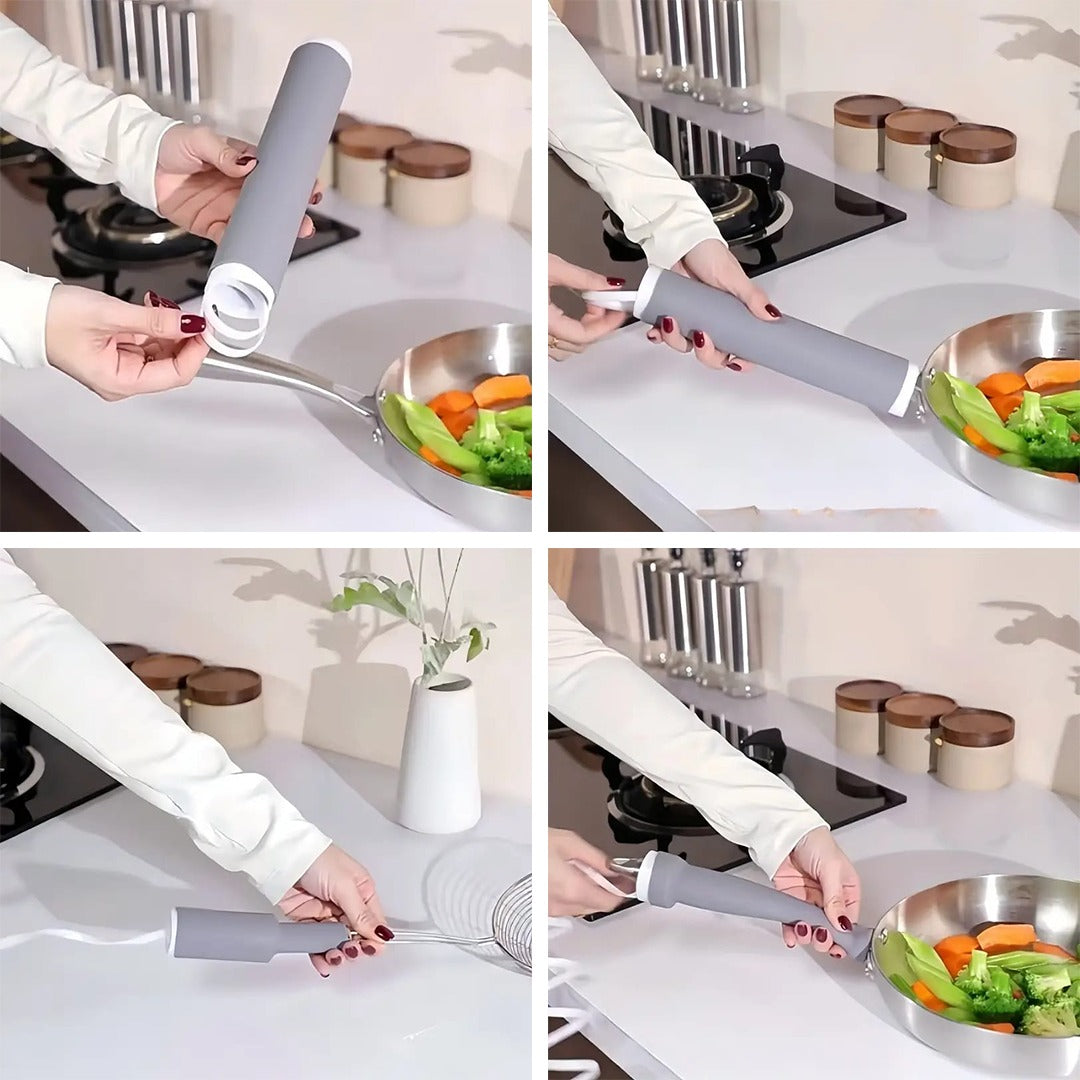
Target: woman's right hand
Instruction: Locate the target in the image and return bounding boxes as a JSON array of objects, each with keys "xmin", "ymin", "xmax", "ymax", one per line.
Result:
[
  {"xmin": 44, "ymin": 284, "xmax": 208, "ymax": 400},
  {"xmin": 549, "ymin": 828, "xmax": 624, "ymax": 917},
  {"xmin": 548, "ymin": 254, "xmax": 628, "ymax": 360}
]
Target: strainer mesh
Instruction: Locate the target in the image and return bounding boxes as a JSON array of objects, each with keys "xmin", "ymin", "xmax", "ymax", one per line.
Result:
[{"xmin": 491, "ymin": 874, "xmax": 532, "ymax": 971}]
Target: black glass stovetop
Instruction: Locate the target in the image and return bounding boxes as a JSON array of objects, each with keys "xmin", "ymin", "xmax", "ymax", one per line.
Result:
[
  {"xmin": 1, "ymin": 705, "xmax": 119, "ymax": 842},
  {"xmin": 549, "ymin": 710, "xmax": 906, "ymax": 921},
  {"xmin": 549, "ymin": 95, "xmax": 906, "ymax": 300},
  {"xmin": 0, "ymin": 148, "xmax": 358, "ymax": 305}
]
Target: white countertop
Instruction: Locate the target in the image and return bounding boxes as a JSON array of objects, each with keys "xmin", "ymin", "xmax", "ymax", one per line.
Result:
[
  {"xmin": 549, "ymin": 640, "xmax": 1080, "ymax": 1080},
  {"xmin": 549, "ymin": 52, "xmax": 1080, "ymax": 532},
  {"xmin": 0, "ymin": 738, "xmax": 530, "ymax": 1079},
  {"xmin": 0, "ymin": 197, "xmax": 530, "ymax": 531}
]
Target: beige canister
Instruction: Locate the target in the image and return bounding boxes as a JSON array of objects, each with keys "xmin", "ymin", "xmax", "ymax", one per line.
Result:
[
  {"xmin": 834, "ymin": 95, "xmax": 904, "ymax": 172},
  {"xmin": 388, "ymin": 140, "xmax": 472, "ymax": 227},
  {"xmin": 183, "ymin": 667, "xmax": 265, "ymax": 751},
  {"xmin": 883, "ymin": 108, "xmax": 958, "ymax": 190},
  {"xmin": 936, "ymin": 707, "xmax": 1015, "ymax": 791},
  {"xmin": 936, "ymin": 124, "xmax": 1017, "ymax": 209},
  {"xmin": 131, "ymin": 653, "xmax": 203, "ymax": 717},
  {"xmin": 835, "ymin": 679, "xmax": 904, "ymax": 756},
  {"xmin": 336, "ymin": 123, "xmax": 414, "ymax": 207},
  {"xmin": 883, "ymin": 692, "xmax": 956, "ymax": 773}
]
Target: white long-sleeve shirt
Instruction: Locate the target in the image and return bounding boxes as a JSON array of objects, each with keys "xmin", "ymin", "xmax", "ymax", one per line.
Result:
[
  {"xmin": 0, "ymin": 551, "xmax": 331, "ymax": 904},
  {"xmin": 549, "ymin": 588, "xmax": 826, "ymax": 880},
  {"xmin": 548, "ymin": 6, "xmax": 722, "ymax": 270},
  {"xmin": 0, "ymin": 15, "xmax": 178, "ymax": 369}
]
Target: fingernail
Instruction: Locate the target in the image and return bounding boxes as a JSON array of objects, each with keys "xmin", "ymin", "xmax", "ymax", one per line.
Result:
[
  {"xmin": 236, "ymin": 155, "xmax": 255, "ymax": 166},
  {"xmin": 838, "ymin": 916, "xmax": 852, "ymax": 932},
  {"xmin": 796, "ymin": 923, "xmax": 808, "ymax": 938},
  {"xmin": 786, "ymin": 940, "xmax": 795, "ymax": 949},
  {"xmin": 311, "ymin": 192, "xmax": 323, "ymax": 204},
  {"xmin": 692, "ymin": 330, "xmax": 705, "ymax": 349},
  {"xmin": 374, "ymin": 925, "xmax": 394, "ymax": 941},
  {"xmin": 344, "ymin": 945, "xmax": 358, "ymax": 958},
  {"xmin": 831, "ymin": 950, "xmax": 844, "ymax": 959},
  {"xmin": 766, "ymin": 303, "xmax": 781, "ymax": 318},
  {"xmin": 320, "ymin": 971, "xmax": 329, "ymax": 978},
  {"xmin": 606, "ymin": 277, "xmax": 625, "ymax": 287},
  {"xmin": 728, "ymin": 361, "xmax": 743, "ymax": 372},
  {"xmin": 329, "ymin": 955, "xmax": 342, "ymax": 966},
  {"xmin": 361, "ymin": 944, "xmax": 376, "ymax": 956},
  {"xmin": 147, "ymin": 291, "xmax": 179, "ymax": 310},
  {"xmin": 815, "ymin": 927, "xmax": 828, "ymax": 943},
  {"xmin": 180, "ymin": 314, "xmax": 206, "ymax": 334},
  {"xmin": 661, "ymin": 316, "xmax": 674, "ymax": 334}
]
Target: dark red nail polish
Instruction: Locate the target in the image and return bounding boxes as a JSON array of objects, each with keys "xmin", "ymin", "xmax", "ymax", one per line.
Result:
[
  {"xmin": 311, "ymin": 192, "xmax": 323, "ymax": 204},
  {"xmin": 180, "ymin": 314, "xmax": 206, "ymax": 334},
  {"xmin": 361, "ymin": 944, "xmax": 376, "ymax": 956},
  {"xmin": 374, "ymin": 925, "xmax": 394, "ymax": 941},
  {"xmin": 838, "ymin": 915, "xmax": 852, "ymax": 931},
  {"xmin": 692, "ymin": 330, "xmax": 705, "ymax": 349},
  {"xmin": 796, "ymin": 923, "xmax": 808, "ymax": 937},
  {"xmin": 329, "ymin": 955, "xmax": 342, "ymax": 965},
  {"xmin": 606, "ymin": 276, "xmax": 625, "ymax": 287},
  {"xmin": 344, "ymin": 945, "xmax": 358, "ymax": 958},
  {"xmin": 786, "ymin": 940, "xmax": 795, "ymax": 949},
  {"xmin": 728, "ymin": 362, "xmax": 743, "ymax": 372},
  {"xmin": 236, "ymin": 155, "xmax": 255, "ymax": 166},
  {"xmin": 661, "ymin": 316, "xmax": 674, "ymax": 334},
  {"xmin": 814, "ymin": 927, "xmax": 828, "ymax": 943},
  {"xmin": 147, "ymin": 291, "xmax": 162, "ymax": 308},
  {"xmin": 766, "ymin": 303, "xmax": 781, "ymax": 318}
]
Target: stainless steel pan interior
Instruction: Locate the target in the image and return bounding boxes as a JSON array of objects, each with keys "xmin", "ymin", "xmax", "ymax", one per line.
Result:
[
  {"xmin": 918, "ymin": 310, "xmax": 1080, "ymax": 524},
  {"xmin": 200, "ymin": 323, "xmax": 531, "ymax": 531},
  {"xmin": 871, "ymin": 874, "xmax": 1080, "ymax": 1077}
]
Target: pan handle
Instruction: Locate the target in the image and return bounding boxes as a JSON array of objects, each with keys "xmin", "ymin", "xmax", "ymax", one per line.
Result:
[{"xmin": 199, "ymin": 351, "xmax": 378, "ymax": 424}]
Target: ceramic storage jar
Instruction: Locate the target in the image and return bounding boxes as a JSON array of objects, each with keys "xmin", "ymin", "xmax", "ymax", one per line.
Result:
[
  {"xmin": 835, "ymin": 679, "xmax": 904, "ymax": 755},
  {"xmin": 936, "ymin": 707, "xmax": 1015, "ymax": 791},
  {"xmin": 937, "ymin": 124, "xmax": 1017, "ymax": 209},
  {"xmin": 131, "ymin": 653, "xmax": 203, "ymax": 716},
  {"xmin": 336, "ymin": 123, "xmax": 414, "ymax": 206},
  {"xmin": 883, "ymin": 108, "xmax": 958, "ymax": 190},
  {"xmin": 833, "ymin": 94, "xmax": 904, "ymax": 172},
  {"xmin": 388, "ymin": 140, "xmax": 472, "ymax": 227},
  {"xmin": 883, "ymin": 692, "xmax": 957, "ymax": 773},
  {"xmin": 183, "ymin": 667, "xmax": 264, "ymax": 751},
  {"xmin": 105, "ymin": 643, "xmax": 150, "ymax": 668}
]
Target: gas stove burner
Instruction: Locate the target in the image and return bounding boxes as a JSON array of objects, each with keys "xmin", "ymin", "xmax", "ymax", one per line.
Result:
[
  {"xmin": 688, "ymin": 176, "xmax": 754, "ymax": 221},
  {"xmin": 53, "ymin": 194, "xmax": 211, "ymax": 269},
  {"xmin": 0, "ymin": 129, "xmax": 44, "ymax": 166},
  {"xmin": 0, "ymin": 732, "xmax": 45, "ymax": 806},
  {"xmin": 609, "ymin": 776, "xmax": 714, "ymax": 836}
]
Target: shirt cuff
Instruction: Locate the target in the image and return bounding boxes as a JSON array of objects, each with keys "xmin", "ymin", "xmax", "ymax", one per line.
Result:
[
  {"xmin": 750, "ymin": 815, "xmax": 829, "ymax": 882},
  {"xmin": 0, "ymin": 268, "xmax": 58, "ymax": 368},
  {"xmin": 640, "ymin": 217, "xmax": 727, "ymax": 271},
  {"xmin": 256, "ymin": 829, "xmax": 334, "ymax": 906},
  {"xmin": 114, "ymin": 108, "xmax": 182, "ymax": 213}
]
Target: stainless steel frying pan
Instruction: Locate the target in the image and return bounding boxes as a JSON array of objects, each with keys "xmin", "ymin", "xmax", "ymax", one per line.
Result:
[
  {"xmin": 918, "ymin": 310, "xmax": 1080, "ymax": 525},
  {"xmin": 198, "ymin": 323, "xmax": 531, "ymax": 531},
  {"xmin": 613, "ymin": 854, "xmax": 1079, "ymax": 1076}
]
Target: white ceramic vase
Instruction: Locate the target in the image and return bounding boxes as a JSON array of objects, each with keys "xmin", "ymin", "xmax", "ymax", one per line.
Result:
[{"xmin": 396, "ymin": 674, "xmax": 481, "ymax": 834}]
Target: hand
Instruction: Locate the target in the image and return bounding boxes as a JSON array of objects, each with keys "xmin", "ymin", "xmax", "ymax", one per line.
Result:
[
  {"xmin": 549, "ymin": 828, "xmax": 623, "ymax": 917},
  {"xmin": 44, "ymin": 284, "xmax": 208, "ymax": 400},
  {"xmin": 277, "ymin": 844, "xmax": 392, "ymax": 978},
  {"xmin": 772, "ymin": 826, "xmax": 861, "ymax": 959},
  {"xmin": 646, "ymin": 237, "xmax": 780, "ymax": 370},
  {"xmin": 155, "ymin": 124, "xmax": 321, "ymax": 245},
  {"xmin": 548, "ymin": 254, "xmax": 628, "ymax": 360}
]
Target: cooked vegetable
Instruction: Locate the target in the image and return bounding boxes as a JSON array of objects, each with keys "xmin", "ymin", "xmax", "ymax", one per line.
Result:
[
  {"xmin": 494, "ymin": 405, "xmax": 532, "ymax": 430},
  {"xmin": 1019, "ymin": 1002, "xmax": 1080, "ymax": 1037},
  {"xmin": 426, "ymin": 389, "xmax": 474, "ymax": 417},
  {"xmin": 963, "ymin": 424, "xmax": 1003, "ymax": 457},
  {"xmin": 1042, "ymin": 391, "xmax": 1080, "ymax": 412},
  {"xmin": 991, "ymin": 391, "xmax": 1024, "ymax": 422},
  {"xmin": 472, "ymin": 373, "xmax": 532, "ymax": 408},
  {"xmin": 913, "ymin": 980, "xmax": 948, "ymax": 1012},
  {"xmin": 461, "ymin": 409, "xmax": 504, "ymax": 460},
  {"xmin": 946, "ymin": 375, "xmax": 1027, "ymax": 454},
  {"xmin": 987, "ymin": 950, "xmax": 1072, "ymax": 971},
  {"xmin": 977, "ymin": 1022, "xmax": 1015, "ymax": 1034},
  {"xmin": 419, "ymin": 445, "xmax": 462, "ymax": 477},
  {"xmin": 935, "ymin": 934, "xmax": 978, "ymax": 978},
  {"xmin": 1025, "ymin": 359, "xmax": 1080, "ymax": 392},
  {"xmin": 484, "ymin": 428, "xmax": 532, "ymax": 492},
  {"xmin": 1034, "ymin": 942, "xmax": 1079, "ymax": 961},
  {"xmin": 927, "ymin": 371, "xmax": 966, "ymax": 437},
  {"xmin": 1021, "ymin": 967, "xmax": 1072, "ymax": 1004},
  {"xmin": 956, "ymin": 950, "xmax": 992, "ymax": 996},
  {"xmin": 977, "ymin": 924, "xmax": 1037, "ymax": 952},
  {"xmin": 977, "ymin": 371, "xmax": 1028, "ymax": 397},
  {"xmin": 396, "ymin": 397, "xmax": 482, "ymax": 473},
  {"xmin": 970, "ymin": 967, "xmax": 1027, "ymax": 1024},
  {"xmin": 380, "ymin": 393, "xmax": 422, "ymax": 453}
]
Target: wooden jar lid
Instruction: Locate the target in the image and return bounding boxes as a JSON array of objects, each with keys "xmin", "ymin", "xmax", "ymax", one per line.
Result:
[
  {"xmin": 186, "ymin": 666, "xmax": 262, "ymax": 706},
  {"xmin": 940, "ymin": 124, "xmax": 1017, "ymax": 164},
  {"xmin": 884, "ymin": 108, "xmax": 958, "ymax": 145},
  {"xmin": 132, "ymin": 653, "xmax": 203, "ymax": 691},
  {"xmin": 939, "ymin": 707, "xmax": 1015, "ymax": 747},
  {"xmin": 337, "ymin": 123, "xmax": 415, "ymax": 161},
  {"xmin": 106, "ymin": 642, "xmax": 150, "ymax": 667},
  {"xmin": 834, "ymin": 94, "xmax": 904, "ymax": 129},
  {"xmin": 884, "ymin": 692, "xmax": 957, "ymax": 729},
  {"xmin": 835, "ymin": 679, "xmax": 904, "ymax": 712},
  {"xmin": 390, "ymin": 140, "xmax": 471, "ymax": 178}
]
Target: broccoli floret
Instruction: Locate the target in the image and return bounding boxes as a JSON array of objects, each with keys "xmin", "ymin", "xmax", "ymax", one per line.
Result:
[
  {"xmin": 969, "ymin": 967, "xmax": 1027, "ymax": 1025},
  {"xmin": 483, "ymin": 429, "xmax": 531, "ymax": 491},
  {"xmin": 460, "ymin": 409, "xmax": 504, "ymax": 460},
  {"xmin": 956, "ymin": 950, "xmax": 992, "ymax": 997},
  {"xmin": 1019, "ymin": 1001, "xmax": 1080, "ymax": 1037},
  {"xmin": 1022, "ymin": 967, "xmax": 1072, "ymax": 1004},
  {"xmin": 1005, "ymin": 392, "xmax": 1080, "ymax": 473},
  {"xmin": 1006, "ymin": 391, "xmax": 1046, "ymax": 439}
]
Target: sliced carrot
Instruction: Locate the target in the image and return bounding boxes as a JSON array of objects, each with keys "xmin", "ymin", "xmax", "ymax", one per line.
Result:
[
  {"xmin": 1045, "ymin": 472, "xmax": 1079, "ymax": 483},
  {"xmin": 426, "ymin": 389, "xmax": 474, "ymax": 418},
  {"xmin": 935, "ymin": 934, "xmax": 979, "ymax": 956},
  {"xmin": 418, "ymin": 445, "xmax": 462, "ymax": 477},
  {"xmin": 912, "ymin": 981, "xmax": 947, "ymax": 1013},
  {"xmin": 978, "ymin": 1023, "xmax": 1015, "ymax": 1034},
  {"xmin": 963, "ymin": 425, "xmax": 1003, "ymax": 457},
  {"xmin": 1033, "ymin": 941, "xmax": 1077, "ymax": 960},
  {"xmin": 472, "ymin": 373, "xmax": 532, "ymax": 409},
  {"xmin": 510, "ymin": 489, "xmax": 531, "ymax": 498},
  {"xmin": 975, "ymin": 923, "xmax": 1036, "ymax": 951},
  {"xmin": 977, "ymin": 371, "xmax": 1027, "ymax": 398},
  {"xmin": 941, "ymin": 951, "xmax": 973, "ymax": 978},
  {"xmin": 990, "ymin": 391, "xmax": 1024, "ymax": 422},
  {"xmin": 1025, "ymin": 359, "xmax": 1080, "ymax": 391},
  {"xmin": 443, "ymin": 407, "xmax": 477, "ymax": 441}
]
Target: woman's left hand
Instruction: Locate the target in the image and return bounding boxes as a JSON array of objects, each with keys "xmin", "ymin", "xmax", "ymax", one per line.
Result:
[
  {"xmin": 154, "ymin": 124, "xmax": 322, "ymax": 245},
  {"xmin": 646, "ymin": 237, "xmax": 780, "ymax": 371},
  {"xmin": 772, "ymin": 826, "xmax": 861, "ymax": 959}
]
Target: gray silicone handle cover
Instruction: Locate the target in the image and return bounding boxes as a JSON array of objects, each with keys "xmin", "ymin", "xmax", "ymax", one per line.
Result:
[
  {"xmin": 637, "ymin": 269, "xmax": 917, "ymax": 416},
  {"xmin": 202, "ymin": 40, "xmax": 350, "ymax": 354},
  {"xmin": 644, "ymin": 852, "xmax": 874, "ymax": 959},
  {"xmin": 171, "ymin": 908, "xmax": 350, "ymax": 963}
]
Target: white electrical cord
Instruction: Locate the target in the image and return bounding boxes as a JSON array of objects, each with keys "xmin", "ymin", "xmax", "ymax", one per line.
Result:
[{"xmin": 0, "ymin": 928, "xmax": 166, "ymax": 951}]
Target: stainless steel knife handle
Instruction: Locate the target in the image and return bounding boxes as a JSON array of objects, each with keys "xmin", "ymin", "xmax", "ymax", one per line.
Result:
[{"xmin": 641, "ymin": 850, "xmax": 874, "ymax": 958}]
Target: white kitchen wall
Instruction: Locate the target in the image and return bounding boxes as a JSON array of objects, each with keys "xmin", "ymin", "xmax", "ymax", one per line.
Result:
[
  {"xmin": 11, "ymin": 548, "xmax": 531, "ymax": 800},
  {"xmin": 564, "ymin": 547, "xmax": 1080, "ymax": 798},
  {"xmin": 560, "ymin": 0, "xmax": 1080, "ymax": 212}
]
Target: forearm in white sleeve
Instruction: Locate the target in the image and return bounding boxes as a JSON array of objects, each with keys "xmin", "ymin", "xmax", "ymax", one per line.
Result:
[
  {"xmin": 548, "ymin": 588, "xmax": 826, "ymax": 879},
  {"xmin": 0, "ymin": 264, "xmax": 58, "ymax": 368},
  {"xmin": 0, "ymin": 552, "xmax": 331, "ymax": 903},
  {"xmin": 547, "ymin": 6, "xmax": 723, "ymax": 269},
  {"xmin": 0, "ymin": 15, "xmax": 178, "ymax": 212}
]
